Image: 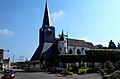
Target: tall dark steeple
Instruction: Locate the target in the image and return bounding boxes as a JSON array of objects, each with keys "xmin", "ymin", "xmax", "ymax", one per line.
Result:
[
  {"xmin": 31, "ymin": 2, "xmax": 55, "ymax": 61},
  {"xmin": 39, "ymin": 1, "xmax": 55, "ymax": 45},
  {"xmin": 42, "ymin": 2, "xmax": 52, "ymax": 27}
]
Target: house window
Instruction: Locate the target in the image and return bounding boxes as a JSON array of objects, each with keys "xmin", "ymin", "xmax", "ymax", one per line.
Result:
[
  {"xmin": 77, "ymin": 49, "xmax": 81, "ymax": 54},
  {"xmin": 69, "ymin": 48, "xmax": 72, "ymax": 54}
]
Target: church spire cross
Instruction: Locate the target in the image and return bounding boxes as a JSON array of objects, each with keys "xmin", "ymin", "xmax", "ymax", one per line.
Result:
[
  {"xmin": 60, "ymin": 30, "xmax": 64, "ymax": 41},
  {"xmin": 42, "ymin": 1, "xmax": 52, "ymax": 27}
]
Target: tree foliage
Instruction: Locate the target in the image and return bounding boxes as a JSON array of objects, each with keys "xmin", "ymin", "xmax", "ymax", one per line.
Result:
[
  {"xmin": 86, "ymin": 49, "xmax": 120, "ymax": 63},
  {"xmin": 117, "ymin": 43, "xmax": 120, "ymax": 49},
  {"xmin": 95, "ymin": 44, "xmax": 103, "ymax": 49},
  {"xmin": 108, "ymin": 40, "xmax": 117, "ymax": 49},
  {"xmin": 104, "ymin": 61, "xmax": 114, "ymax": 74},
  {"xmin": 59, "ymin": 54, "xmax": 86, "ymax": 63},
  {"xmin": 114, "ymin": 60, "xmax": 120, "ymax": 70}
]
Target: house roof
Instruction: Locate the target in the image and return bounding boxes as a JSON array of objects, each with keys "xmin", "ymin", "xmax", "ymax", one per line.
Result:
[
  {"xmin": 42, "ymin": 40, "xmax": 59, "ymax": 58},
  {"xmin": 41, "ymin": 43, "xmax": 53, "ymax": 55},
  {"xmin": 30, "ymin": 43, "xmax": 53, "ymax": 61},
  {"xmin": 30, "ymin": 45, "xmax": 43, "ymax": 61},
  {"xmin": 68, "ymin": 38, "xmax": 96, "ymax": 49}
]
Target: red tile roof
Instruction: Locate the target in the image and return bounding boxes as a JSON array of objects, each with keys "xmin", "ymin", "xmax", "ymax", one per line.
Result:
[{"xmin": 68, "ymin": 38, "xmax": 96, "ymax": 49}]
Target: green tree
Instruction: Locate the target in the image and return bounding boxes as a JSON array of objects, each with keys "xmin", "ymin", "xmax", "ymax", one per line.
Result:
[
  {"xmin": 117, "ymin": 43, "xmax": 120, "ymax": 49},
  {"xmin": 114, "ymin": 60, "xmax": 120, "ymax": 70},
  {"xmin": 95, "ymin": 44, "xmax": 103, "ymax": 49},
  {"xmin": 108, "ymin": 40, "xmax": 116, "ymax": 49}
]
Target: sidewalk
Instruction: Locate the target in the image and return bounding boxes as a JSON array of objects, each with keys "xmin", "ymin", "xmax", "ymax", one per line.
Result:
[{"xmin": 0, "ymin": 74, "xmax": 3, "ymax": 78}]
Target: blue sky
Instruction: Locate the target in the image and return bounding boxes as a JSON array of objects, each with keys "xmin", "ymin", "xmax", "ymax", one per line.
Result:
[{"xmin": 0, "ymin": 0, "xmax": 120, "ymax": 62}]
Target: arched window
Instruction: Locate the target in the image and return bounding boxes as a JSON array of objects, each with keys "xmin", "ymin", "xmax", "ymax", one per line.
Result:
[
  {"xmin": 64, "ymin": 47, "xmax": 67, "ymax": 53},
  {"xmin": 81, "ymin": 48, "xmax": 84, "ymax": 52},
  {"xmin": 59, "ymin": 47, "xmax": 61, "ymax": 52},
  {"xmin": 77, "ymin": 49, "xmax": 81, "ymax": 54},
  {"xmin": 69, "ymin": 48, "xmax": 72, "ymax": 54}
]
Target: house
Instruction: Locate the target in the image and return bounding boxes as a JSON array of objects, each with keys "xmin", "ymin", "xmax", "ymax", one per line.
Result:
[
  {"xmin": 3, "ymin": 58, "xmax": 11, "ymax": 70},
  {"xmin": 0, "ymin": 49, "xmax": 3, "ymax": 72}
]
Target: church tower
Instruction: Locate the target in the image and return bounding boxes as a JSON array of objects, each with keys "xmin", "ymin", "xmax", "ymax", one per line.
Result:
[
  {"xmin": 58, "ymin": 31, "xmax": 68, "ymax": 55},
  {"xmin": 39, "ymin": 2, "xmax": 55, "ymax": 45},
  {"xmin": 30, "ymin": 2, "xmax": 55, "ymax": 61}
]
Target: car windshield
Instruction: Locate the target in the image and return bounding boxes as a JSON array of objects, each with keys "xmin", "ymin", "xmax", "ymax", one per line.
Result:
[{"xmin": 4, "ymin": 70, "xmax": 13, "ymax": 73}]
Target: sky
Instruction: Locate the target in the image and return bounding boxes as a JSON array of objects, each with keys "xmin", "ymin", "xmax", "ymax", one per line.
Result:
[{"xmin": 0, "ymin": 0, "xmax": 120, "ymax": 62}]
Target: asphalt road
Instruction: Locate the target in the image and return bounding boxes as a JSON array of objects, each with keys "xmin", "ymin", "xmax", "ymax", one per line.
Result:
[
  {"xmin": 15, "ymin": 72, "xmax": 102, "ymax": 79},
  {"xmin": 15, "ymin": 72, "xmax": 68, "ymax": 79}
]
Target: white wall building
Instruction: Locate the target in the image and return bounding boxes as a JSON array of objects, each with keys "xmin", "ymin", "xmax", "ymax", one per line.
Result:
[{"xmin": 58, "ymin": 31, "xmax": 95, "ymax": 55}]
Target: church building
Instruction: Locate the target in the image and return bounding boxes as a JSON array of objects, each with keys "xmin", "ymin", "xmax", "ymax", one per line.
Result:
[{"xmin": 30, "ymin": 2, "xmax": 96, "ymax": 71}]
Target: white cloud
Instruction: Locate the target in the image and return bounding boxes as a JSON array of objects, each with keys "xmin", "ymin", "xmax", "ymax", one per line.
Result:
[
  {"xmin": 0, "ymin": 28, "xmax": 14, "ymax": 38},
  {"xmin": 80, "ymin": 37, "xmax": 90, "ymax": 42},
  {"xmin": 51, "ymin": 10, "xmax": 64, "ymax": 20}
]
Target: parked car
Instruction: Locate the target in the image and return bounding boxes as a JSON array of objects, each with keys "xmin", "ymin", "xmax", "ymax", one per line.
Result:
[
  {"xmin": 1, "ymin": 69, "xmax": 15, "ymax": 79},
  {"xmin": 51, "ymin": 67, "xmax": 64, "ymax": 74}
]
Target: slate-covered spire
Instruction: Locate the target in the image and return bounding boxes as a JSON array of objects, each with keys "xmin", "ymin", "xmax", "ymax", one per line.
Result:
[
  {"xmin": 60, "ymin": 30, "xmax": 64, "ymax": 41},
  {"xmin": 42, "ymin": 2, "xmax": 52, "ymax": 27}
]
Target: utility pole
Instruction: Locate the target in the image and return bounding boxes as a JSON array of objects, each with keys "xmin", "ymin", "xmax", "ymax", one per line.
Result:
[{"xmin": 13, "ymin": 55, "xmax": 14, "ymax": 63}]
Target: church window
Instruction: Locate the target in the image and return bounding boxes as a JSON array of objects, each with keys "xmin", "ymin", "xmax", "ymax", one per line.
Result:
[
  {"xmin": 64, "ymin": 47, "xmax": 66, "ymax": 53},
  {"xmin": 81, "ymin": 48, "xmax": 84, "ymax": 52},
  {"xmin": 59, "ymin": 47, "xmax": 61, "ymax": 52},
  {"xmin": 77, "ymin": 49, "xmax": 81, "ymax": 54},
  {"xmin": 48, "ymin": 28, "xmax": 51, "ymax": 31},
  {"xmin": 69, "ymin": 48, "xmax": 72, "ymax": 54},
  {"xmin": 85, "ymin": 49, "xmax": 87, "ymax": 52}
]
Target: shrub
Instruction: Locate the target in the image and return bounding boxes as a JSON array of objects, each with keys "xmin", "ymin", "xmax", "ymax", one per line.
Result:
[
  {"xmin": 79, "ymin": 70, "xmax": 86, "ymax": 74},
  {"xmin": 60, "ymin": 69, "xmax": 74, "ymax": 75},
  {"xmin": 103, "ymin": 70, "xmax": 120, "ymax": 79},
  {"xmin": 70, "ymin": 67, "xmax": 78, "ymax": 74},
  {"xmin": 100, "ymin": 69, "xmax": 105, "ymax": 77},
  {"xmin": 86, "ymin": 68, "xmax": 97, "ymax": 73},
  {"xmin": 95, "ymin": 66, "xmax": 102, "ymax": 72},
  {"xmin": 103, "ymin": 76, "xmax": 110, "ymax": 79},
  {"xmin": 68, "ymin": 67, "xmax": 72, "ymax": 71},
  {"xmin": 78, "ymin": 67, "xmax": 88, "ymax": 74},
  {"xmin": 114, "ymin": 71, "xmax": 120, "ymax": 78},
  {"xmin": 104, "ymin": 61, "xmax": 114, "ymax": 74},
  {"xmin": 114, "ymin": 61, "xmax": 120, "ymax": 70},
  {"xmin": 110, "ymin": 71, "xmax": 120, "ymax": 79},
  {"xmin": 110, "ymin": 75, "xmax": 117, "ymax": 79}
]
